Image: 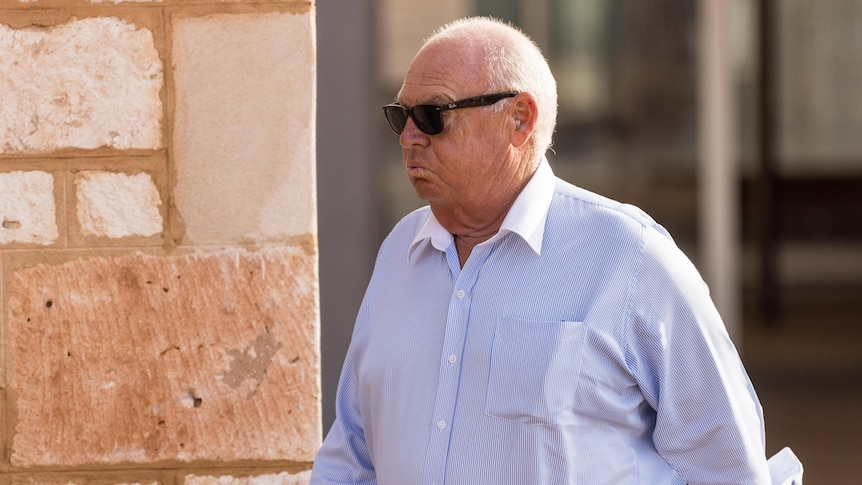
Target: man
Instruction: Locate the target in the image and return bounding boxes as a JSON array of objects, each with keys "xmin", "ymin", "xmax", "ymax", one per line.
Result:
[{"xmin": 311, "ymin": 17, "xmax": 771, "ymax": 484}]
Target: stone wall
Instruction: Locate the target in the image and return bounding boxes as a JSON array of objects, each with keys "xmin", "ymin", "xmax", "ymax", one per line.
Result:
[{"xmin": 0, "ymin": 1, "xmax": 318, "ymax": 484}]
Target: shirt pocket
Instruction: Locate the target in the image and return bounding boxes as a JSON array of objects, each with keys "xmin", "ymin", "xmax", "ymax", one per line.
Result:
[{"xmin": 485, "ymin": 317, "xmax": 587, "ymax": 426}]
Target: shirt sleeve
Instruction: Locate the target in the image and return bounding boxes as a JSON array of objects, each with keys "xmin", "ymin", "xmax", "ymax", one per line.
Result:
[
  {"xmin": 309, "ymin": 338, "xmax": 378, "ymax": 485},
  {"xmin": 311, "ymin": 234, "xmax": 400, "ymax": 485},
  {"xmin": 623, "ymin": 224, "xmax": 771, "ymax": 485}
]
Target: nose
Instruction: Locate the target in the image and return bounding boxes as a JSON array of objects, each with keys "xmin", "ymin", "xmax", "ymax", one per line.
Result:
[{"xmin": 399, "ymin": 117, "xmax": 430, "ymax": 148}]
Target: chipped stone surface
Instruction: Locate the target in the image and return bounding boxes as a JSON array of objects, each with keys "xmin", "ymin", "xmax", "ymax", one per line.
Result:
[
  {"xmin": 7, "ymin": 479, "xmax": 83, "ymax": 485},
  {"xmin": 75, "ymin": 171, "xmax": 163, "ymax": 238},
  {"xmin": 185, "ymin": 471, "xmax": 311, "ymax": 485},
  {"xmin": 0, "ymin": 17, "xmax": 163, "ymax": 153},
  {"xmin": 0, "ymin": 171, "xmax": 58, "ymax": 245},
  {"xmin": 9, "ymin": 479, "xmax": 158, "ymax": 485},
  {"xmin": 9, "ymin": 247, "xmax": 320, "ymax": 467},
  {"xmin": 172, "ymin": 12, "xmax": 315, "ymax": 245}
]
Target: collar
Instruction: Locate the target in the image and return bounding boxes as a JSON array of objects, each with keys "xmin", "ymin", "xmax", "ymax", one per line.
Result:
[{"xmin": 407, "ymin": 157, "xmax": 555, "ymax": 261}]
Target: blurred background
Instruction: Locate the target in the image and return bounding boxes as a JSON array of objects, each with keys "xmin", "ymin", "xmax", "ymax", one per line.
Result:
[{"xmin": 317, "ymin": 1, "xmax": 862, "ymax": 482}]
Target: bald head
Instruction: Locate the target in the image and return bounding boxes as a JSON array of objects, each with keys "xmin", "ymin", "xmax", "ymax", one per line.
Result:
[{"xmin": 419, "ymin": 17, "xmax": 558, "ymax": 160}]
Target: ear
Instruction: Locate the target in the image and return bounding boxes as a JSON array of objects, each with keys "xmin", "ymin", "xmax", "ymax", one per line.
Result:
[{"xmin": 509, "ymin": 92, "xmax": 538, "ymax": 148}]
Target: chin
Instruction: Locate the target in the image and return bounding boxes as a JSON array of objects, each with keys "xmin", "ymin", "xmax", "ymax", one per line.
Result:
[{"xmin": 409, "ymin": 182, "xmax": 436, "ymax": 202}]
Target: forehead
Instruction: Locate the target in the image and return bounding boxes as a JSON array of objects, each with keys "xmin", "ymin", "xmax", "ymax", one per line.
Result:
[{"xmin": 399, "ymin": 39, "xmax": 487, "ymax": 105}]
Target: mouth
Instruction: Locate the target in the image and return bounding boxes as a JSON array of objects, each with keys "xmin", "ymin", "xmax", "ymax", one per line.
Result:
[
  {"xmin": 404, "ymin": 157, "xmax": 429, "ymax": 175},
  {"xmin": 407, "ymin": 164, "xmax": 437, "ymax": 185}
]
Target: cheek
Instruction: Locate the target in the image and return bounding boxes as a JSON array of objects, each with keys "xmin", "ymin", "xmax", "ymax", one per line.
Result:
[
  {"xmin": 433, "ymin": 144, "xmax": 474, "ymax": 179},
  {"xmin": 431, "ymin": 126, "xmax": 498, "ymax": 180}
]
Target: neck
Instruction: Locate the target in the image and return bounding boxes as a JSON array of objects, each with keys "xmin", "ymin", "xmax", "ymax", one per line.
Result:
[
  {"xmin": 432, "ymin": 192, "xmax": 513, "ymax": 268},
  {"xmin": 433, "ymin": 154, "xmax": 540, "ymax": 266}
]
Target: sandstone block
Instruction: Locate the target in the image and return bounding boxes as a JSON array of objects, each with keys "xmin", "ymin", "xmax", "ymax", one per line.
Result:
[
  {"xmin": 185, "ymin": 471, "xmax": 311, "ymax": 485},
  {"xmin": 0, "ymin": 17, "xmax": 163, "ymax": 153},
  {"xmin": 172, "ymin": 12, "xmax": 315, "ymax": 245},
  {"xmin": 75, "ymin": 171, "xmax": 163, "ymax": 239},
  {"xmin": 9, "ymin": 247, "xmax": 320, "ymax": 467},
  {"xmin": 0, "ymin": 171, "xmax": 58, "ymax": 246},
  {"xmin": 9, "ymin": 479, "xmax": 158, "ymax": 485}
]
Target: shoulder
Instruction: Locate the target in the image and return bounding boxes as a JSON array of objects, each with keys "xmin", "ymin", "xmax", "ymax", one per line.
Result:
[
  {"xmin": 386, "ymin": 205, "xmax": 432, "ymax": 243},
  {"xmin": 374, "ymin": 205, "xmax": 433, "ymax": 259},
  {"xmin": 549, "ymin": 177, "xmax": 672, "ymax": 243}
]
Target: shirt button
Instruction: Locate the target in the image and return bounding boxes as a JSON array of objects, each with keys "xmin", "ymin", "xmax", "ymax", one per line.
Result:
[
  {"xmin": 456, "ymin": 289, "xmax": 466, "ymax": 299},
  {"xmin": 448, "ymin": 354, "xmax": 457, "ymax": 364},
  {"xmin": 437, "ymin": 420, "xmax": 446, "ymax": 430}
]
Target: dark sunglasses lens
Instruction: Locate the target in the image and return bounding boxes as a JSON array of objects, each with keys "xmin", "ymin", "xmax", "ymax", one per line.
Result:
[
  {"xmin": 384, "ymin": 106, "xmax": 408, "ymax": 134},
  {"xmin": 411, "ymin": 105, "xmax": 443, "ymax": 135}
]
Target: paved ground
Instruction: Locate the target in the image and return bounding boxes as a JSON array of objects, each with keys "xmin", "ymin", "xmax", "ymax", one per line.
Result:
[{"xmin": 743, "ymin": 285, "xmax": 862, "ymax": 483}]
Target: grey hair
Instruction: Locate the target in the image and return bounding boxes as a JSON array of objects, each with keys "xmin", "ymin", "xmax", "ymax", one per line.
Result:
[{"xmin": 424, "ymin": 17, "xmax": 558, "ymax": 159}]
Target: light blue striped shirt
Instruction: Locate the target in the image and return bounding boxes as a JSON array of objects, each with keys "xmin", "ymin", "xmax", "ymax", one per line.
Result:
[{"xmin": 312, "ymin": 160, "xmax": 771, "ymax": 484}]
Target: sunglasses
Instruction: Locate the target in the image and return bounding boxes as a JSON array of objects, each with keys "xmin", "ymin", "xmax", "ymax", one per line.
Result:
[{"xmin": 382, "ymin": 91, "xmax": 519, "ymax": 135}]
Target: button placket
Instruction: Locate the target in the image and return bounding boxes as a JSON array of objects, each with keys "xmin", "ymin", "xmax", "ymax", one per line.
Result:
[{"xmin": 423, "ymin": 243, "xmax": 491, "ymax": 485}]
